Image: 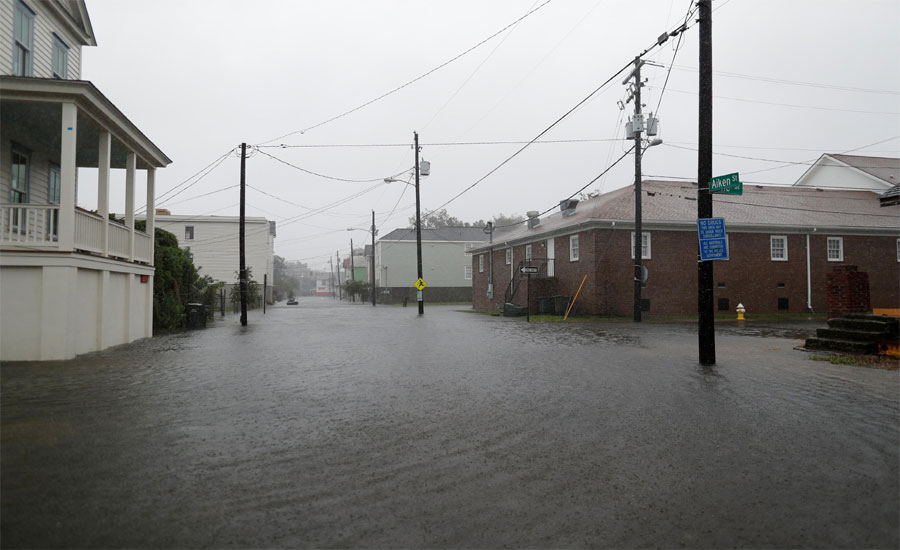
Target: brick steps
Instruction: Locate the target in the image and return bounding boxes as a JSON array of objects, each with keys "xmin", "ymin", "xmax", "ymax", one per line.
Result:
[{"xmin": 805, "ymin": 314, "xmax": 899, "ymax": 356}]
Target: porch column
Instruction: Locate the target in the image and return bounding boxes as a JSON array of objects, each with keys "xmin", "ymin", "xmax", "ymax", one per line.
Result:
[
  {"xmin": 58, "ymin": 102, "xmax": 78, "ymax": 251},
  {"xmin": 146, "ymin": 167, "xmax": 155, "ymax": 265},
  {"xmin": 97, "ymin": 131, "xmax": 111, "ymax": 256},
  {"xmin": 125, "ymin": 151, "xmax": 136, "ymax": 261}
]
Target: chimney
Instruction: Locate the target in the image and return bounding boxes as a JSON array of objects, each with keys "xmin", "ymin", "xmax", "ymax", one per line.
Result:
[
  {"xmin": 559, "ymin": 199, "xmax": 579, "ymax": 216},
  {"xmin": 526, "ymin": 210, "xmax": 540, "ymax": 229}
]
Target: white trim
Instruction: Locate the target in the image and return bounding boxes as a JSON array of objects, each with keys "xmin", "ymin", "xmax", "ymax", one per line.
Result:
[
  {"xmin": 525, "ymin": 243, "xmax": 532, "ymax": 260},
  {"xmin": 826, "ymin": 236, "xmax": 843, "ymax": 262},
  {"xmin": 569, "ymin": 234, "xmax": 579, "ymax": 261},
  {"xmin": 630, "ymin": 231, "xmax": 651, "ymax": 259},
  {"xmin": 478, "ymin": 254, "xmax": 484, "ymax": 273},
  {"xmin": 464, "ymin": 265, "xmax": 472, "ymax": 280},
  {"xmin": 505, "ymin": 248, "xmax": 512, "ymax": 265},
  {"xmin": 770, "ymin": 235, "xmax": 788, "ymax": 261}
]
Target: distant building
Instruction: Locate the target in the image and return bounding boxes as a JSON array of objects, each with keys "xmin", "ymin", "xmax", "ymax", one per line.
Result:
[
  {"xmin": 143, "ymin": 213, "xmax": 276, "ymax": 303},
  {"xmin": 469, "ymin": 179, "xmax": 899, "ymax": 316},
  {"xmin": 1, "ymin": 1, "xmax": 171, "ymax": 360},
  {"xmin": 375, "ymin": 227, "xmax": 489, "ymax": 303}
]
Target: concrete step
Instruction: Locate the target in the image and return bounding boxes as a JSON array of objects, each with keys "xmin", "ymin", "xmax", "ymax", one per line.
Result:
[
  {"xmin": 804, "ymin": 338, "xmax": 879, "ymax": 355},
  {"xmin": 828, "ymin": 317, "xmax": 899, "ymax": 335},
  {"xmin": 816, "ymin": 328, "xmax": 885, "ymax": 343}
]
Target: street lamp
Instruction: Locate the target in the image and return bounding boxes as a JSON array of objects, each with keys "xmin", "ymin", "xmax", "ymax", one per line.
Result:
[
  {"xmin": 347, "ymin": 209, "xmax": 378, "ymax": 307},
  {"xmin": 384, "ymin": 131, "xmax": 429, "ymax": 315}
]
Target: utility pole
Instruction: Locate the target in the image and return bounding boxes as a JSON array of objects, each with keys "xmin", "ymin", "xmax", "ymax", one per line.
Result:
[
  {"xmin": 371, "ymin": 209, "xmax": 376, "ymax": 307},
  {"xmin": 350, "ymin": 238, "xmax": 355, "ymax": 302},
  {"xmin": 239, "ymin": 142, "xmax": 248, "ymax": 327},
  {"xmin": 485, "ymin": 221, "xmax": 494, "ymax": 300},
  {"xmin": 263, "ymin": 273, "xmax": 267, "ymax": 314},
  {"xmin": 329, "ymin": 257, "xmax": 334, "ymax": 298},
  {"xmin": 336, "ymin": 250, "xmax": 342, "ymax": 301},
  {"xmin": 414, "ymin": 131, "xmax": 424, "ymax": 316},
  {"xmin": 698, "ymin": 0, "xmax": 716, "ymax": 365},
  {"xmin": 631, "ymin": 56, "xmax": 644, "ymax": 323}
]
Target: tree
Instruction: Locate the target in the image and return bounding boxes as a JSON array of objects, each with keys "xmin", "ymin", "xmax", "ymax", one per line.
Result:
[
  {"xmin": 136, "ymin": 220, "xmax": 200, "ymax": 330},
  {"xmin": 273, "ymin": 255, "xmax": 300, "ymax": 301},
  {"xmin": 491, "ymin": 213, "xmax": 526, "ymax": 228},
  {"xmin": 342, "ymin": 279, "xmax": 367, "ymax": 302},
  {"xmin": 231, "ymin": 267, "xmax": 262, "ymax": 309}
]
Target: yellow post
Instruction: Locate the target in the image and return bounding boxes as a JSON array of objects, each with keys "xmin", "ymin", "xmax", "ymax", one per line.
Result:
[{"xmin": 564, "ymin": 274, "xmax": 588, "ymax": 321}]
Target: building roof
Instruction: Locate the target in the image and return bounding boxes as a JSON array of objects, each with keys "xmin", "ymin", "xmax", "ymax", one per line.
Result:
[
  {"xmin": 472, "ymin": 180, "xmax": 899, "ymax": 253},
  {"xmin": 829, "ymin": 154, "xmax": 899, "ymax": 186},
  {"xmin": 380, "ymin": 226, "xmax": 491, "ymax": 243}
]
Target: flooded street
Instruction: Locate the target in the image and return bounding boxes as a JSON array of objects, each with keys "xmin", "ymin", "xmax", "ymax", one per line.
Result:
[{"xmin": 2, "ymin": 298, "xmax": 898, "ymax": 548}]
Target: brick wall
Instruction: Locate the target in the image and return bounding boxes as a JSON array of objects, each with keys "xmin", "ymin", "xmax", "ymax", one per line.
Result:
[
  {"xmin": 825, "ymin": 265, "xmax": 870, "ymax": 318},
  {"xmin": 472, "ymin": 227, "xmax": 899, "ymax": 317}
]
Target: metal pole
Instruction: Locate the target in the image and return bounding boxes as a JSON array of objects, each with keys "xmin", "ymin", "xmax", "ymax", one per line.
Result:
[
  {"xmin": 698, "ymin": 0, "xmax": 716, "ymax": 365},
  {"xmin": 372, "ymin": 209, "xmax": 376, "ymax": 307},
  {"xmin": 329, "ymin": 257, "xmax": 334, "ymax": 298},
  {"xmin": 487, "ymin": 221, "xmax": 494, "ymax": 301},
  {"xmin": 336, "ymin": 250, "xmax": 342, "ymax": 301},
  {"xmin": 633, "ymin": 56, "xmax": 643, "ymax": 323},
  {"xmin": 526, "ymin": 271, "xmax": 531, "ymax": 322},
  {"xmin": 239, "ymin": 143, "xmax": 248, "ymax": 326},
  {"xmin": 263, "ymin": 273, "xmax": 267, "ymax": 314},
  {"xmin": 414, "ymin": 131, "xmax": 424, "ymax": 315},
  {"xmin": 350, "ymin": 238, "xmax": 355, "ymax": 302}
]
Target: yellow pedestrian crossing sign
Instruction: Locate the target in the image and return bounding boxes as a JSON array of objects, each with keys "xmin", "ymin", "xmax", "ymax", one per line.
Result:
[{"xmin": 414, "ymin": 278, "xmax": 428, "ymax": 290}]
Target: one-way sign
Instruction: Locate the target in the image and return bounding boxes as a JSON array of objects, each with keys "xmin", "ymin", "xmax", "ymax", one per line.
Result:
[{"xmin": 520, "ymin": 266, "xmax": 539, "ymax": 274}]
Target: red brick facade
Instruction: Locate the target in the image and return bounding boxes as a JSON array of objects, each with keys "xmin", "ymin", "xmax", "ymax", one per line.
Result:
[
  {"xmin": 472, "ymin": 228, "xmax": 899, "ymax": 316},
  {"xmin": 825, "ymin": 265, "xmax": 871, "ymax": 318}
]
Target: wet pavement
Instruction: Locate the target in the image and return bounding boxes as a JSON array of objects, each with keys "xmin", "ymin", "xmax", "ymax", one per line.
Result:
[{"xmin": 2, "ymin": 298, "xmax": 898, "ymax": 548}]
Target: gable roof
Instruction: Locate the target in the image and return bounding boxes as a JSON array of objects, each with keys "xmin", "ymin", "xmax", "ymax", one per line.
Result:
[
  {"xmin": 794, "ymin": 153, "xmax": 899, "ymax": 189},
  {"xmin": 380, "ymin": 226, "xmax": 490, "ymax": 243},
  {"xmin": 473, "ymin": 180, "xmax": 898, "ymax": 253}
]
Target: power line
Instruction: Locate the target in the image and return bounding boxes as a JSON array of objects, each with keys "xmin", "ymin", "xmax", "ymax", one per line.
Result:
[
  {"xmin": 256, "ymin": 149, "xmax": 411, "ymax": 183},
  {"xmin": 254, "ymin": 0, "xmax": 556, "ymax": 145},
  {"xmin": 662, "ymin": 142, "xmax": 900, "ymax": 168},
  {"xmin": 650, "ymin": 87, "xmax": 900, "ymax": 115},
  {"xmin": 137, "ymin": 148, "xmax": 234, "ymax": 214}
]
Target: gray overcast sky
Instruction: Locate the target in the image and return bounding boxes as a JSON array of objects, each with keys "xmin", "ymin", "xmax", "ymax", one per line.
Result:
[{"xmin": 78, "ymin": 0, "xmax": 900, "ymax": 271}]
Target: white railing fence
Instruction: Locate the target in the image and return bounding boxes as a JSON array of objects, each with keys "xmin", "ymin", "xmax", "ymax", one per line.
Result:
[
  {"xmin": 0, "ymin": 204, "xmax": 59, "ymax": 246},
  {"xmin": 74, "ymin": 209, "xmax": 104, "ymax": 254}
]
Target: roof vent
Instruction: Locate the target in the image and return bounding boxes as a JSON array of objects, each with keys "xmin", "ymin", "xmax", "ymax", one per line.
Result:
[
  {"xmin": 526, "ymin": 210, "xmax": 540, "ymax": 229},
  {"xmin": 560, "ymin": 199, "xmax": 579, "ymax": 216}
]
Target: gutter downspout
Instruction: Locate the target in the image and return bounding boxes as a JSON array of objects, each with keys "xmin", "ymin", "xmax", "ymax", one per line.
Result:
[{"xmin": 806, "ymin": 232, "xmax": 813, "ymax": 312}]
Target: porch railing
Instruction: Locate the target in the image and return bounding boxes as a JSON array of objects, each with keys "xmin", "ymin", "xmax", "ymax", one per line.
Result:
[{"xmin": 2, "ymin": 204, "xmax": 152, "ymax": 263}]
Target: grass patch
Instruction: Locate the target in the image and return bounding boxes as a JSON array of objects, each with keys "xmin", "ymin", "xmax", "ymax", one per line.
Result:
[{"xmin": 810, "ymin": 353, "xmax": 899, "ymax": 370}]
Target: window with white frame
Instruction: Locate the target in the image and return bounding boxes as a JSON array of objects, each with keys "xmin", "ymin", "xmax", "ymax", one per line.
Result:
[
  {"xmin": 185, "ymin": 226, "xmax": 194, "ymax": 240},
  {"xmin": 13, "ymin": 1, "xmax": 35, "ymax": 77},
  {"xmin": 525, "ymin": 244, "xmax": 532, "ymax": 260},
  {"xmin": 826, "ymin": 237, "xmax": 843, "ymax": 262},
  {"xmin": 770, "ymin": 236, "xmax": 787, "ymax": 261},
  {"xmin": 52, "ymin": 34, "xmax": 69, "ymax": 79},
  {"xmin": 10, "ymin": 146, "xmax": 29, "ymax": 204},
  {"xmin": 569, "ymin": 234, "xmax": 579, "ymax": 261},
  {"xmin": 478, "ymin": 254, "xmax": 484, "ymax": 273},
  {"xmin": 505, "ymin": 248, "xmax": 512, "ymax": 265},
  {"xmin": 630, "ymin": 231, "xmax": 651, "ymax": 259},
  {"xmin": 464, "ymin": 265, "xmax": 472, "ymax": 280}
]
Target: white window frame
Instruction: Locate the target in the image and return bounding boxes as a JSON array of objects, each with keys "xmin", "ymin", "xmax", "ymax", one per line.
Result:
[
  {"xmin": 897, "ymin": 239, "xmax": 899, "ymax": 263},
  {"xmin": 478, "ymin": 254, "xmax": 484, "ymax": 273},
  {"xmin": 630, "ymin": 231, "xmax": 651, "ymax": 260},
  {"xmin": 464, "ymin": 265, "xmax": 472, "ymax": 280},
  {"xmin": 185, "ymin": 226, "xmax": 194, "ymax": 240},
  {"xmin": 505, "ymin": 248, "xmax": 512, "ymax": 265},
  {"xmin": 52, "ymin": 34, "xmax": 69, "ymax": 79},
  {"xmin": 525, "ymin": 244, "xmax": 532, "ymax": 260},
  {"xmin": 770, "ymin": 235, "xmax": 788, "ymax": 261},
  {"xmin": 13, "ymin": 1, "xmax": 35, "ymax": 77},
  {"xmin": 569, "ymin": 234, "xmax": 579, "ymax": 262},
  {"xmin": 826, "ymin": 237, "xmax": 843, "ymax": 262}
]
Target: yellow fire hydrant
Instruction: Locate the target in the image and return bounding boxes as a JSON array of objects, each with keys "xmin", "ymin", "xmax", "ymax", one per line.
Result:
[{"xmin": 736, "ymin": 303, "xmax": 746, "ymax": 321}]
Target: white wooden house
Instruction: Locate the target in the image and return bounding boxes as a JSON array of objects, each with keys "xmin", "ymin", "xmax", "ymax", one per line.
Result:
[{"xmin": 1, "ymin": 0, "xmax": 171, "ymax": 361}]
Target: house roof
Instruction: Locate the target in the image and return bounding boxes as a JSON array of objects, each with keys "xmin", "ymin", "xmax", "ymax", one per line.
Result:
[
  {"xmin": 380, "ymin": 226, "xmax": 491, "ymax": 243},
  {"xmin": 829, "ymin": 154, "xmax": 899, "ymax": 185},
  {"xmin": 471, "ymin": 180, "xmax": 899, "ymax": 253}
]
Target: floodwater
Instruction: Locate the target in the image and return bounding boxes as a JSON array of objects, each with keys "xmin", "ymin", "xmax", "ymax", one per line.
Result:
[{"xmin": 2, "ymin": 298, "xmax": 898, "ymax": 548}]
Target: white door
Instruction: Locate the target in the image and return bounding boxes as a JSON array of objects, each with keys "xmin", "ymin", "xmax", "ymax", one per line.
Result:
[{"xmin": 546, "ymin": 238, "xmax": 555, "ymax": 276}]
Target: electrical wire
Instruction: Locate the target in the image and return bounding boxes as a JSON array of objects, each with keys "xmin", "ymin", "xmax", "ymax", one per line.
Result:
[
  {"xmin": 254, "ymin": 0, "xmax": 556, "ymax": 145},
  {"xmin": 650, "ymin": 87, "xmax": 900, "ymax": 115},
  {"xmin": 136, "ymin": 148, "xmax": 234, "ymax": 214},
  {"xmin": 256, "ymin": 149, "xmax": 412, "ymax": 183},
  {"xmin": 661, "ymin": 141, "xmax": 900, "ymax": 168}
]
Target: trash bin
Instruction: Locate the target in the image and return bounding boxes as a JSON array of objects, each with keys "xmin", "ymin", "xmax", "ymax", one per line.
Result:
[
  {"xmin": 185, "ymin": 303, "xmax": 207, "ymax": 329},
  {"xmin": 503, "ymin": 302, "xmax": 527, "ymax": 317},
  {"xmin": 538, "ymin": 296, "xmax": 554, "ymax": 315},
  {"xmin": 552, "ymin": 296, "xmax": 571, "ymax": 316}
]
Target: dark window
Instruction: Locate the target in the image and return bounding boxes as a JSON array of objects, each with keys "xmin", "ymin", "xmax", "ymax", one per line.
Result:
[
  {"xmin": 717, "ymin": 282, "xmax": 726, "ymax": 288},
  {"xmin": 778, "ymin": 298, "xmax": 789, "ymax": 310},
  {"xmin": 718, "ymin": 298, "xmax": 730, "ymax": 311},
  {"xmin": 777, "ymin": 282, "xmax": 785, "ymax": 288},
  {"xmin": 185, "ymin": 226, "xmax": 194, "ymax": 240}
]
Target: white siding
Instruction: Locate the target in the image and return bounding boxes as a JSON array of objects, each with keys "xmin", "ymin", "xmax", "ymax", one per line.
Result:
[
  {"xmin": 0, "ymin": 2, "xmax": 13, "ymax": 75},
  {"xmin": 2, "ymin": 1, "xmax": 83, "ymax": 78}
]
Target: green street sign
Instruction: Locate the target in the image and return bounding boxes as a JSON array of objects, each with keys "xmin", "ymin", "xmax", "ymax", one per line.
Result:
[{"xmin": 710, "ymin": 172, "xmax": 742, "ymax": 195}]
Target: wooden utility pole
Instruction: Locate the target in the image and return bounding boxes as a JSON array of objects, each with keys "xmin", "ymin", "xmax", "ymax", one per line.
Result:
[
  {"xmin": 371, "ymin": 209, "xmax": 376, "ymax": 307},
  {"xmin": 336, "ymin": 250, "xmax": 342, "ymax": 301},
  {"xmin": 698, "ymin": 0, "xmax": 715, "ymax": 365},
  {"xmin": 631, "ymin": 56, "xmax": 644, "ymax": 323},
  {"xmin": 239, "ymin": 143, "xmax": 248, "ymax": 326},
  {"xmin": 414, "ymin": 131, "xmax": 424, "ymax": 315},
  {"xmin": 350, "ymin": 239, "xmax": 355, "ymax": 302}
]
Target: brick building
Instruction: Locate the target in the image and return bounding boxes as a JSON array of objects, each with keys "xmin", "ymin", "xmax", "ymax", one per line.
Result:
[{"xmin": 469, "ymin": 180, "xmax": 899, "ymax": 317}]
